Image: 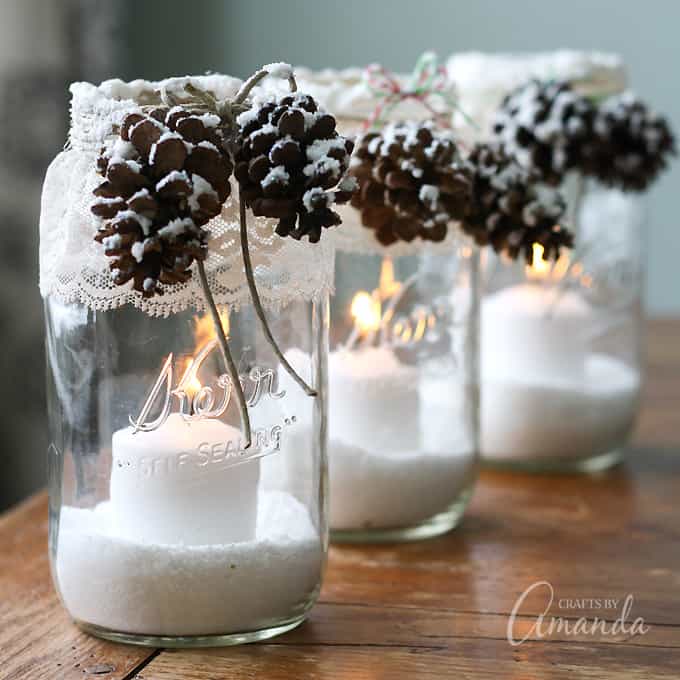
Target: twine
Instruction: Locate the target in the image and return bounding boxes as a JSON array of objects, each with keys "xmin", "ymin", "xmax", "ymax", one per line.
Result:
[{"xmin": 362, "ymin": 51, "xmax": 477, "ymax": 131}]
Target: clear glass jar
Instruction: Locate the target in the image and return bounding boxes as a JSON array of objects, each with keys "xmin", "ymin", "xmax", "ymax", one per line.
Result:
[
  {"xmin": 480, "ymin": 177, "xmax": 644, "ymax": 472},
  {"xmin": 328, "ymin": 244, "xmax": 479, "ymax": 542},
  {"xmin": 46, "ymin": 295, "xmax": 329, "ymax": 647}
]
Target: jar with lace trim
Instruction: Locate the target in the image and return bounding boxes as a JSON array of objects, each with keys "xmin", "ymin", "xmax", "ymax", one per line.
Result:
[
  {"xmin": 289, "ymin": 67, "xmax": 480, "ymax": 542},
  {"xmin": 477, "ymin": 187, "xmax": 645, "ymax": 473},
  {"xmin": 446, "ymin": 53, "xmax": 674, "ymax": 472},
  {"xmin": 43, "ymin": 74, "xmax": 334, "ymax": 646}
]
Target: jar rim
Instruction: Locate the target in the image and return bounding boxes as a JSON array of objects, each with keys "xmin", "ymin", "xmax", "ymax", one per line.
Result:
[{"xmin": 446, "ymin": 50, "xmax": 627, "ymax": 97}]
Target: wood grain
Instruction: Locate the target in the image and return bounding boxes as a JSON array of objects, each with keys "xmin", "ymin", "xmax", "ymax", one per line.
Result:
[
  {"xmin": 0, "ymin": 494, "xmax": 156, "ymax": 680},
  {"xmin": 634, "ymin": 318, "xmax": 680, "ymax": 448},
  {"xmin": 321, "ymin": 451, "xmax": 680, "ymax": 624},
  {"xmin": 0, "ymin": 319, "xmax": 678, "ymax": 679},
  {"xmin": 136, "ymin": 641, "xmax": 680, "ymax": 680},
  {"xmin": 281, "ymin": 602, "xmax": 680, "ymax": 648}
]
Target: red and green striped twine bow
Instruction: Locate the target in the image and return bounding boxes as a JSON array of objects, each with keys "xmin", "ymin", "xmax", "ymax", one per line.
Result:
[{"xmin": 362, "ymin": 51, "xmax": 477, "ymax": 131}]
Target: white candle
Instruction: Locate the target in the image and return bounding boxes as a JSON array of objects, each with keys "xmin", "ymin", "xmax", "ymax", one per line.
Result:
[
  {"xmin": 481, "ymin": 282, "xmax": 640, "ymax": 462},
  {"xmin": 328, "ymin": 346, "xmax": 419, "ymax": 452},
  {"xmin": 482, "ymin": 283, "xmax": 591, "ymax": 384},
  {"xmin": 111, "ymin": 413, "xmax": 260, "ymax": 544}
]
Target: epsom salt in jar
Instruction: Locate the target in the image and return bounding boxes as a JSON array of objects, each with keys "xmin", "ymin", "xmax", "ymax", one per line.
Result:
[
  {"xmin": 42, "ymin": 66, "xmax": 356, "ymax": 645},
  {"xmin": 455, "ymin": 57, "xmax": 675, "ymax": 471}
]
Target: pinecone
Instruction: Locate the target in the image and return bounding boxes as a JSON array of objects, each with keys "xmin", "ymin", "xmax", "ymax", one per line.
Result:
[
  {"xmin": 587, "ymin": 92, "xmax": 676, "ymax": 191},
  {"xmin": 349, "ymin": 121, "xmax": 473, "ymax": 246},
  {"xmin": 492, "ymin": 80, "xmax": 596, "ymax": 185},
  {"xmin": 234, "ymin": 93, "xmax": 356, "ymax": 243},
  {"xmin": 461, "ymin": 143, "xmax": 573, "ymax": 262},
  {"xmin": 91, "ymin": 106, "xmax": 232, "ymax": 297}
]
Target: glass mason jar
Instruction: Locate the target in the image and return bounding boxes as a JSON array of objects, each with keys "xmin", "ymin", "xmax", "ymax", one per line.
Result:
[
  {"xmin": 446, "ymin": 51, "xmax": 642, "ymax": 473},
  {"xmin": 46, "ymin": 296, "xmax": 328, "ymax": 646},
  {"xmin": 42, "ymin": 76, "xmax": 331, "ymax": 647},
  {"xmin": 328, "ymin": 244, "xmax": 480, "ymax": 542},
  {"xmin": 287, "ymin": 66, "xmax": 481, "ymax": 542},
  {"xmin": 480, "ymin": 177, "xmax": 644, "ymax": 472}
]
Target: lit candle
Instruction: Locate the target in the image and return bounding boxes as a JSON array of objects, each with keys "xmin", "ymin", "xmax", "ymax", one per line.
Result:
[
  {"xmin": 481, "ymin": 244, "xmax": 640, "ymax": 463},
  {"xmin": 110, "ymin": 415, "xmax": 260, "ymax": 545},
  {"xmin": 109, "ymin": 312, "xmax": 262, "ymax": 545},
  {"xmin": 482, "ymin": 246, "xmax": 591, "ymax": 384},
  {"xmin": 329, "ymin": 258, "xmax": 419, "ymax": 452},
  {"xmin": 269, "ymin": 257, "xmax": 476, "ymax": 531}
]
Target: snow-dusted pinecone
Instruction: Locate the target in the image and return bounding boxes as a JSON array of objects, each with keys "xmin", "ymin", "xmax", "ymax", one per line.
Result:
[
  {"xmin": 350, "ymin": 121, "xmax": 472, "ymax": 246},
  {"xmin": 91, "ymin": 107, "xmax": 232, "ymax": 297},
  {"xmin": 461, "ymin": 143, "xmax": 573, "ymax": 262},
  {"xmin": 588, "ymin": 92, "xmax": 676, "ymax": 192},
  {"xmin": 234, "ymin": 93, "xmax": 356, "ymax": 243},
  {"xmin": 492, "ymin": 80, "xmax": 596, "ymax": 186}
]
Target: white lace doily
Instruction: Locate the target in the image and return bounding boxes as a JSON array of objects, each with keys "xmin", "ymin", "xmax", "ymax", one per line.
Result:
[{"xmin": 39, "ymin": 76, "xmax": 335, "ymax": 317}]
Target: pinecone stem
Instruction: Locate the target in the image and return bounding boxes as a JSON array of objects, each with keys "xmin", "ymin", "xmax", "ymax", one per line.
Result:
[
  {"xmin": 566, "ymin": 171, "xmax": 585, "ymax": 242},
  {"xmin": 234, "ymin": 68, "xmax": 297, "ymax": 106},
  {"xmin": 544, "ymin": 171, "xmax": 587, "ymax": 319},
  {"xmin": 239, "ymin": 191, "xmax": 317, "ymax": 397},
  {"xmin": 196, "ymin": 259, "xmax": 252, "ymax": 449}
]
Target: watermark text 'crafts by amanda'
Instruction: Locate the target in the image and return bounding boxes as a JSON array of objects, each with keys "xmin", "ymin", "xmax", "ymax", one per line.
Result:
[{"xmin": 507, "ymin": 581, "xmax": 650, "ymax": 646}]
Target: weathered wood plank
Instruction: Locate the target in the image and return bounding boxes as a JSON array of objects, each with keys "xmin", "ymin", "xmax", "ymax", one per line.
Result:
[
  {"xmin": 0, "ymin": 494, "xmax": 156, "ymax": 680},
  {"xmin": 139, "ymin": 640, "xmax": 680, "ymax": 680},
  {"xmin": 321, "ymin": 451, "xmax": 680, "ymax": 624}
]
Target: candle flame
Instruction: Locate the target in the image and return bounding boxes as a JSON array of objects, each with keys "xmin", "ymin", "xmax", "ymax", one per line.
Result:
[
  {"xmin": 194, "ymin": 310, "xmax": 230, "ymax": 347},
  {"xmin": 526, "ymin": 242, "xmax": 576, "ymax": 284},
  {"xmin": 350, "ymin": 291, "xmax": 382, "ymax": 335},
  {"xmin": 348, "ymin": 256, "xmax": 404, "ymax": 337},
  {"xmin": 526, "ymin": 243, "xmax": 551, "ymax": 280},
  {"xmin": 378, "ymin": 256, "xmax": 401, "ymax": 300},
  {"xmin": 345, "ymin": 257, "xmax": 441, "ymax": 349},
  {"xmin": 178, "ymin": 310, "xmax": 231, "ymax": 401},
  {"xmin": 180, "ymin": 356, "xmax": 202, "ymax": 401},
  {"xmin": 524, "ymin": 242, "xmax": 597, "ymax": 290}
]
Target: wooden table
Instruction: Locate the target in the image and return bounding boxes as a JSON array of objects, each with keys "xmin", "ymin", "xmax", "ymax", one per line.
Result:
[{"xmin": 1, "ymin": 319, "xmax": 679, "ymax": 679}]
